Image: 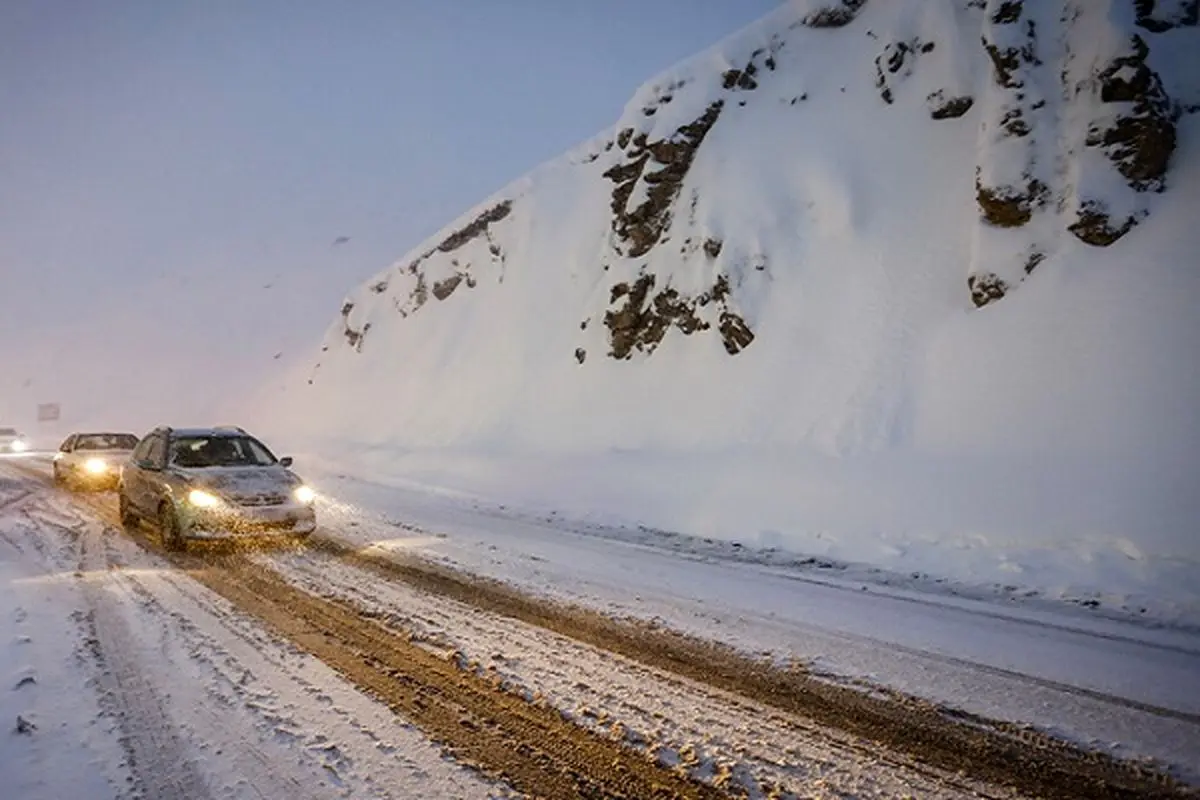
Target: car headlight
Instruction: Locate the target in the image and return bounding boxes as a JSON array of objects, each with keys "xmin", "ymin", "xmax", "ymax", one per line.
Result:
[
  {"xmin": 293, "ymin": 485, "xmax": 316, "ymax": 504},
  {"xmin": 187, "ymin": 489, "xmax": 222, "ymax": 508},
  {"xmin": 10, "ymin": 440, "xmax": 28, "ymax": 453},
  {"xmin": 84, "ymin": 457, "xmax": 108, "ymax": 474}
]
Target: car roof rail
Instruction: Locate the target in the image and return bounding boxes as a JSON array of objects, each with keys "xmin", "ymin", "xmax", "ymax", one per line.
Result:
[{"xmin": 213, "ymin": 425, "xmax": 246, "ymax": 433}]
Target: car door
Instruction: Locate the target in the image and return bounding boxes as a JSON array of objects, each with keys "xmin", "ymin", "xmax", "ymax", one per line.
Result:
[
  {"xmin": 125, "ymin": 435, "xmax": 155, "ymax": 513},
  {"xmin": 57, "ymin": 435, "xmax": 77, "ymax": 473},
  {"xmin": 140, "ymin": 434, "xmax": 169, "ymax": 511}
]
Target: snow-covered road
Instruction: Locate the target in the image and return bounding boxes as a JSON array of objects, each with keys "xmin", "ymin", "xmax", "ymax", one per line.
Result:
[
  {"xmin": 0, "ymin": 466, "xmax": 514, "ymax": 800},
  {"xmin": 3, "ymin": 455, "xmax": 1197, "ymax": 798},
  {"xmin": 307, "ymin": 467, "xmax": 1200, "ymax": 782}
]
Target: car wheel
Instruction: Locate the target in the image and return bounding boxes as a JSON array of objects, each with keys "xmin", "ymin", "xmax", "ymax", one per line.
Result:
[
  {"xmin": 52, "ymin": 464, "xmax": 63, "ymax": 485},
  {"xmin": 118, "ymin": 491, "xmax": 137, "ymax": 529},
  {"xmin": 159, "ymin": 503, "xmax": 186, "ymax": 552}
]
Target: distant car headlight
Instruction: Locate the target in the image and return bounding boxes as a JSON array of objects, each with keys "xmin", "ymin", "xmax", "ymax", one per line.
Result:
[
  {"xmin": 10, "ymin": 440, "xmax": 28, "ymax": 453},
  {"xmin": 84, "ymin": 457, "xmax": 109, "ymax": 474},
  {"xmin": 293, "ymin": 486, "xmax": 316, "ymax": 504},
  {"xmin": 187, "ymin": 489, "xmax": 222, "ymax": 508}
]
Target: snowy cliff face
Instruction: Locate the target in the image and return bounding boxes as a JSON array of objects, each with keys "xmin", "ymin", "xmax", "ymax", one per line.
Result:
[{"xmin": 286, "ymin": 0, "xmax": 1199, "ymax": 462}]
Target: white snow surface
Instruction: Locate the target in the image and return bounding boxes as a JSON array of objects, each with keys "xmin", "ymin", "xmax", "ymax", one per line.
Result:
[
  {"xmin": 281, "ymin": 465, "xmax": 1200, "ymax": 782},
  {"xmin": 261, "ymin": 1, "xmax": 1200, "ymax": 624},
  {"xmin": 257, "ymin": 549, "xmax": 1022, "ymax": 799},
  {"xmin": 3, "ymin": 458, "xmax": 1050, "ymax": 799},
  {"xmin": 0, "ymin": 465, "xmax": 515, "ymax": 800}
]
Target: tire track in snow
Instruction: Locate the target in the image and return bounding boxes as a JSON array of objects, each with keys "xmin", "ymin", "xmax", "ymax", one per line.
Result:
[
  {"xmin": 10, "ymin": 459, "xmax": 1196, "ymax": 798},
  {"xmin": 4, "ymin": 465, "xmax": 515, "ymax": 800},
  {"xmin": 104, "ymin": 549, "xmax": 497, "ymax": 800},
  {"xmin": 59, "ymin": 486, "xmax": 723, "ymax": 798},
  {"xmin": 294, "ymin": 535, "xmax": 1197, "ymax": 798},
  {"xmin": 263, "ymin": 547, "xmax": 1018, "ymax": 800},
  {"xmin": 75, "ymin": 518, "xmax": 214, "ymax": 800}
]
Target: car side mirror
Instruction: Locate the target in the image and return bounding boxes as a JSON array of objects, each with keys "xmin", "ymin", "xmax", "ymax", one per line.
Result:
[{"xmin": 279, "ymin": 456, "xmax": 293, "ymax": 468}]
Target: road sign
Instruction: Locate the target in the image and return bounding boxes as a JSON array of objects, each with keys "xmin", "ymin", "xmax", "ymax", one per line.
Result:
[{"xmin": 37, "ymin": 403, "xmax": 60, "ymax": 422}]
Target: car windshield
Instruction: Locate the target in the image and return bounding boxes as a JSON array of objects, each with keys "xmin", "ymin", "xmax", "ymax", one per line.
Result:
[
  {"xmin": 169, "ymin": 436, "xmax": 276, "ymax": 468},
  {"xmin": 75, "ymin": 433, "xmax": 138, "ymax": 451},
  {"xmin": 0, "ymin": 428, "xmax": 17, "ymax": 437}
]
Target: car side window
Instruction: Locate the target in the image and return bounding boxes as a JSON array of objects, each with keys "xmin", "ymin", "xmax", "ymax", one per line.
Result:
[
  {"xmin": 145, "ymin": 436, "xmax": 167, "ymax": 468},
  {"xmin": 131, "ymin": 437, "xmax": 151, "ymax": 462},
  {"xmin": 59, "ymin": 435, "xmax": 75, "ymax": 452}
]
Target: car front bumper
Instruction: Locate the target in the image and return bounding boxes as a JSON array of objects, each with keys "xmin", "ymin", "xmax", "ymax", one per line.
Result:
[
  {"xmin": 182, "ymin": 502, "xmax": 316, "ymax": 538},
  {"xmin": 77, "ymin": 472, "xmax": 120, "ymax": 489}
]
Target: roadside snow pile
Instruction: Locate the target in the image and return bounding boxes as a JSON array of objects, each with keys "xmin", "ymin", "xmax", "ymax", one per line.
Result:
[
  {"xmin": 266, "ymin": 1, "xmax": 1200, "ymax": 623},
  {"xmin": 0, "ymin": 493, "xmax": 126, "ymax": 798}
]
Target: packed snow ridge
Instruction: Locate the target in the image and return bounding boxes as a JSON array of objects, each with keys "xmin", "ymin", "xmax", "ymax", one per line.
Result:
[{"xmin": 275, "ymin": 0, "xmax": 1200, "ymax": 623}]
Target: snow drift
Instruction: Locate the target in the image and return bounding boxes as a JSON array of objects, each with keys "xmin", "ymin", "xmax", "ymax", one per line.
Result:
[{"xmin": 268, "ymin": 0, "xmax": 1200, "ymax": 621}]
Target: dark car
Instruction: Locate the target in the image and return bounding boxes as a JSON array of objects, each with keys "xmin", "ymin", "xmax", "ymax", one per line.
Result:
[
  {"xmin": 118, "ymin": 426, "xmax": 316, "ymax": 550},
  {"xmin": 53, "ymin": 432, "xmax": 139, "ymax": 490}
]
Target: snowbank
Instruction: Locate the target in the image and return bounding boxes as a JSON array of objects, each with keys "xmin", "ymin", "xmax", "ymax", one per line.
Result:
[{"xmin": 262, "ymin": 0, "xmax": 1200, "ymax": 621}]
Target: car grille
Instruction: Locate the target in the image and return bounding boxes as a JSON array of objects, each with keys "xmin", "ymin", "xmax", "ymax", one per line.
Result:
[{"xmin": 234, "ymin": 493, "xmax": 287, "ymax": 507}]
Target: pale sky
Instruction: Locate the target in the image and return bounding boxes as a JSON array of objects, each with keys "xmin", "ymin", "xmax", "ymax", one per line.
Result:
[
  {"xmin": 0, "ymin": 0, "xmax": 779, "ymax": 431},
  {"xmin": 2, "ymin": 1, "xmax": 779, "ymax": 312}
]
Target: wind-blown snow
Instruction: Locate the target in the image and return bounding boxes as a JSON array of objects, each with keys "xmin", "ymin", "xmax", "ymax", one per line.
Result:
[{"xmin": 264, "ymin": 0, "xmax": 1200, "ymax": 621}]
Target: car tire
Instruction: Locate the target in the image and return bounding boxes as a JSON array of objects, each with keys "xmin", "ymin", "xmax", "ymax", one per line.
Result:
[
  {"xmin": 159, "ymin": 503, "xmax": 186, "ymax": 552},
  {"xmin": 52, "ymin": 465, "xmax": 63, "ymax": 486},
  {"xmin": 118, "ymin": 491, "xmax": 137, "ymax": 529}
]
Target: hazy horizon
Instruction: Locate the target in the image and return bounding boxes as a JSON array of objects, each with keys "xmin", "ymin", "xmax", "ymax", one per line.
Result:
[{"xmin": 1, "ymin": 0, "xmax": 780, "ymax": 431}]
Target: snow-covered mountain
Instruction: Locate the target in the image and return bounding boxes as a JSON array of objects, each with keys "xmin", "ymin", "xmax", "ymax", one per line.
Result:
[{"xmin": 273, "ymin": 0, "xmax": 1200, "ymax": 614}]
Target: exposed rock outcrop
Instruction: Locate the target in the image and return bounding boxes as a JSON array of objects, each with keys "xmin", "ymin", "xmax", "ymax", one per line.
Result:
[
  {"xmin": 874, "ymin": 38, "xmax": 935, "ymax": 105},
  {"xmin": 340, "ymin": 301, "xmax": 370, "ymax": 352},
  {"xmin": 1067, "ymin": 200, "xmax": 1143, "ymax": 246},
  {"xmin": 1090, "ymin": 35, "xmax": 1177, "ymax": 192},
  {"xmin": 435, "ymin": 201, "xmax": 513, "ymax": 253},
  {"xmin": 801, "ymin": 0, "xmax": 868, "ymax": 28},
  {"xmin": 604, "ymin": 274, "xmax": 754, "ymax": 359},
  {"xmin": 1134, "ymin": 0, "xmax": 1198, "ymax": 32},
  {"xmin": 604, "ymin": 102, "xmax": 724, "ymax": 259},
  {"xmin": 968, "ymin": 272, "xmax": 1008, "ymax": 308},
  {"xmin": 1066, "ymin": 27, "xmax": 1178, "ymax": 247},
  {"xmin": 927, "ymin": 91, "xmax": 975, "ymax": 119},
  {"xmin": 976, "ymin": 177, "xmax": 1049, "ymax": 228}
]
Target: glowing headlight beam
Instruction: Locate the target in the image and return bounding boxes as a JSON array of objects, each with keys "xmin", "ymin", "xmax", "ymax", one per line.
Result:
[
  {"xmin": 294, "ymin": 486, "xmax": 316, "ymax": 504},
  {"xmin": 84, "ymin": 458, "xmax": 108, "ymax": 474},
  {"xmin": 187, "ymin": 489, "xmax": 221, "ymax": 508},
  {"xmin": 10, "ymin": 440, "xmax": 28, "ymax": 453}
]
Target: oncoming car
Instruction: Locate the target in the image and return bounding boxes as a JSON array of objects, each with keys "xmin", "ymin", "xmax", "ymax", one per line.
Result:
[
  {"xmin": 1, "ymin": 428, "xmax": 29, "ymax": 454},
  {"xmin": 118, "ymin": 426, "xmax": 317, "ymax": 550},
  {"xmin": 53, "ymin": 432, "xmax": 139, "ymax": 490}
]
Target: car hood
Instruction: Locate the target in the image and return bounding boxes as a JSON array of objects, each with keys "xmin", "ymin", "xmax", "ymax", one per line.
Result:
[{"xmin": 170, "ymin": 466, "xmax": 301, "ymax": 497}]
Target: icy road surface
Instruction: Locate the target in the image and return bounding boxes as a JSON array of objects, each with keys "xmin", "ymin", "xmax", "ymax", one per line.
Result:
[
  {"xmin": 0, "ymin": 467, "xmax": 513, "ymax": 800},
  {"xmin": 3, "ymin": 456, "xmax": 1196, "ymax": 798},
  {"xmin": 307, "ymin": 466, "xmax": 1200, "ymax": 782},
  {"xmin": 0, "ymin": 461, "xmax": 1017, "ymax": 799}
]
